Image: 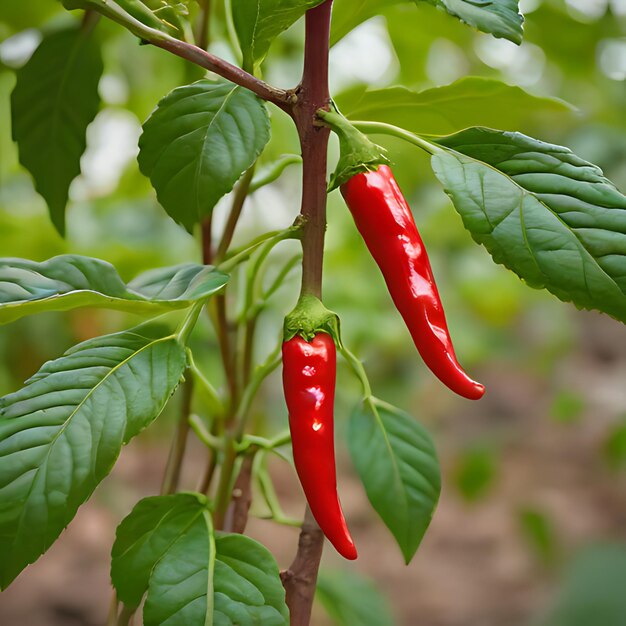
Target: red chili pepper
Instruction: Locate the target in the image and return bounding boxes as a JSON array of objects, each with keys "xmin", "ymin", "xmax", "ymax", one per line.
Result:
[
  {"xmin": 341, "ymin": 165, "xmax": 485, "ymax": 400},
  {"xmin": 282, "ymin": 332, "xmax": 357, "ymax": 560}
]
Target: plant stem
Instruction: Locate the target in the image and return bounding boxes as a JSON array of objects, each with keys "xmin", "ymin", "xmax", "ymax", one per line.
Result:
[
  {"xmin": 106, "ymin": 591, "xmax": 119, "ymax": 626},
  {"xmin": 195, "ymin": 0, "xmax": 211, "ymax": 50},
  {"xmin": 199, "ymin": 426, "xmax": 219, "ymax": 494},
  {"xmin": 202, "ymin": 216, "xmax": 213, "ymax": 264},
  {"xmin": 74, "ymin": 0, "xmax": 292, "ymax": 111},
  {"xmin": 116, "ymin": 604, "xmax": 135, "ymax": 626},
  {"xmin": 213, "ymin": 437, "xmax": 237, "ymax": 528},
  {"xmin": 160, "ymin": 376, "xmax": 194, "ymax": 495},
  {"xmin": 223, "ymin": 452, "xmax": 256, "ymax": 533},
  {"xmin": 340, "ymin": 345, "xmax": 373, "ymax": 398},
  {"xmin": 249, "ymin": 155, "xmax": 302, "ymax": 193},
  {"xmin": 215, "ymin": 167, "xmax": 256, "ymax": 263},
  {"xmin": 292, "ymin": 3, "xmax": 332, "ymax": 300},
  {"xmin": 280, "ymin": 508, "xmax": 325, "ymax": 625},
  {"xmin": 212, "ymin": 294, "xmax": 237, "ymax": 416},
  {"xmin": 235, "ymin": 344, "xmax": 282, "ymax": 439},
  {"xmin": 283, "ymin": 1, "xmax": 333, "ymax": 623},
  {"xmin": 81, "ymin": 8, "xmax": 100, "ymax": 32},
  {"xmin": 351, "ymin": 120, "xmax": 444, "ymax": 155}
]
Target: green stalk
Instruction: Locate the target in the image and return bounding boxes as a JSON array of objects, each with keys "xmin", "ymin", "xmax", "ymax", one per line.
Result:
[{"xmin": 351, "ymin": 120, "xmax": 445, "ymax": 155}]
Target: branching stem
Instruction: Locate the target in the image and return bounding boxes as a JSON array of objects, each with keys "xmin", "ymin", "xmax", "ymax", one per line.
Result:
[
  {"xmin": 282, "ymin": 1, "xmax": 334, "ymax": 623},
  {"xmin": 73, "ymin": 0, "xmax": 293, "ymax": 111}
]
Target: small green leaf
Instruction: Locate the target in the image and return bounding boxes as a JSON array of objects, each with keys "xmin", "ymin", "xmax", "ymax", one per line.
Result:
[
  {"xmin": 232, "ymin": 0, "xmax": 325, "ymax": 70},
  {"xmin": 316, "ymin": 569, "xmax": 396, "ymax": 626},
  {"xmin": 431, "ymin": 127, "xmax": 626, "ymax": 323},
  {"xmin": 0, "ymin": 326, "xmax": 187, "ymax": 589},
  {"xmin": 550, "ymin": 391, "xmax": 585, "ymax": 424},
  {"xmin": 348, "ymin": 398, "xmax": 440, "ymax": 563},
  {"xmin": 11, "ymin": 26, "xmax": 103, "ymax": 235},
  {"xmin": 138, "ymin": 80, "xmax": 270, "ymax": 231},
  {"xmin": 0, "ymin": 255, "xmax": 229, "ymax": 324},
  {"xmin": 111, "ymin": 494, "xmax": 289, "ymax": 625},
  {"xmin": 453, "ymin": 446, "xmax": 498, "ymax": 502},
  {"xmin": 517, "ymin": 507, "xmax": 559, "ymax": 567},
  {"xmin": 417, "ymin": 0, "xmax": 523, "ymax": 44},
  {"xmin": 335, "ymin": 77, "xmax": 573, "ymax": 136},
  {"xmin": 603, "ymin": 419, "xmax": 626, "ymax": 471}
]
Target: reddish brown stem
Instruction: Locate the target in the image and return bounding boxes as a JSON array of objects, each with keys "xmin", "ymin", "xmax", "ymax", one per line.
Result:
[
  {"xmin": 155, "ymin": 38, "xmax": 291, "ymax": 111},
  {"xmin": 282, "ymin": 1, "xmax": 334, "ymax": 624},
  {"xmin": 80, "ymin": 0, "xmax": 292, "ymax": 111},
  {"xmin": 292, "ymin": 2, "xmax": 332, "ymax": 299},
  {"xmin": 160, "ymin": 376, "xmax": 194, "ymax": 495},
  {"xmin": 202, "ymin": 216, "xmax": 213, "ymax": 265},
  {"xmin": 223, "ymin": 453, "xmax": 255, "ymax": 533},
  {"xmin": 280, "ymin": 508, "xmax": 325, "ymax": 626},
  {"xmin": 215, "ymin": 167, "xmax": 256, "ymax": 263}
]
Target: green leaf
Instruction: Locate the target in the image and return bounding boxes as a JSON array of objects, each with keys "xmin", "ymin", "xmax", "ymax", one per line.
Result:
[
  {"xmin": 232, "ymin": 0, "xmax": 325, "ymax": 70},
  {"xmin": 453, "ymin": 446, "xmax": 498, "ymax": 502},
  {"xmin": 111, "ymin": 493, "xmax": 212, "ymax": 609},
  {"xmin": 517, "ymin": 507, "xmax": 559, "ymax": 567},
  {"xmin": 10, "ymin": 26, "xmax": 103, "ymax": 235},
  {"xmin": 316, "ymin": 569, "xmax": 396, "ymax": 626},
  {"xmin": 330, "ymin": 0, "xmax": 401, "ymax": 46},
  {"xmin": 431, "ymin": 127, "xmax": 626, "ymax": 323},
  {"xmin": 0, "ymin": 255, "xmax": 228, "ymax": 325},
  {"xmin": 348, "ymin": 398, "xmax": 440, "ymax": 563},
  {"xmin": 331, "ymin": 0, "xmax": 523, "ymax": 45},
  {"xmin": 0, "ymin": 326, "xmax": 187, "ymax": 588},
  {"xmin": 335, "ymin": 77, "xmax": 573, "ymax": 136},
  {"xmin": 537, "ymin": 544, "xmax": 626, "ymax": 626},
  {"xmin": 138, "ymin": 80, "xmax": 270, "ymax": 231},
  {"xmin": 603, "ymin": 419, "xmax": 626, "ymax": 471},
  {"xmin": 211, "ymin": 534, "xmax": 289, "ymax": 625},
  {"xmin": 418, "ymin": 0, "xmax": 523, "ymax": 44},
  {"xmin": 111, "ymin": 494, "xmax": 289, "ymax": 625}
]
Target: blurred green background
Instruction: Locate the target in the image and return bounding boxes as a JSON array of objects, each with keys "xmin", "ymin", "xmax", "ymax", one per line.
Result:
[{"xmin": 1, "ymin": 0, "xmax": 626, "ymax": 624}]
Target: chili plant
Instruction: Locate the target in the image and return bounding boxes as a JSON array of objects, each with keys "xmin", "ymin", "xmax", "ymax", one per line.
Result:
[{"xmin": 1, "ymin": 1, "xmax": 625, "ymax": 625}]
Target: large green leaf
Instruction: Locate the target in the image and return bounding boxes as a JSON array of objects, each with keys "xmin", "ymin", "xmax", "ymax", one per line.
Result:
[
  {"xmin": 111, "ymin": 493, "xmax": 289, "ymax": 625},
  {"xmin": 336, "ymin": 77, "xmax": 573, "ymax": 136},
  {"xmin": 138, "ymin": 80, "xmax": 270, "ymax": 231},
  {"xmin": 232, "ymin": 0, "xmax": 325, "ymax": 70},
  {"xmin": 11, "ymin": 26, "xmax": 103, "ymax": 235},
  {"xmin": 316, "ymin": 569, "xmax": 396, "ymax": 626},
  {"xmin": 330, "ymin": 0, "xmax": 522, "ymax": 45},
  {"xmin": 0, "ymin": 326, "xmax": 187, "ymax": 588},
  {"xmin": 0, "ymin": 255, "xmax": 228, "ymax": 324},
  {"xmin": 431, "ymin": 127, "xmax": 626, "ymax": 322},
  {"xmin": 348, "ymin": 398, "xmax": 440, "ymax": 563},
  {"xmin": 419, "ymin": 0, "xmax": 523, "ymax": 44}
]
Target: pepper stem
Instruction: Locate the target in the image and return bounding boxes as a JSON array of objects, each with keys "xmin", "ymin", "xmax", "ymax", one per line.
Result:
[
  {"xmin": 350, "ymin": 120, "xmax": 446, "ymax": 156},
  {"xmin": 317, "ymin": 108, "xmax": 390, "ymax": 190}
]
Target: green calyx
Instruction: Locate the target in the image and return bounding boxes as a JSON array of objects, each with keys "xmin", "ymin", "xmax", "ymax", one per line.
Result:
[
  {"xmin": 283, "ymin": 294, "xmax": 341, "ymax": 344},
  {"xmin": 317, "ymin": 108, "xmax": 390, "ymax": 191}
]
